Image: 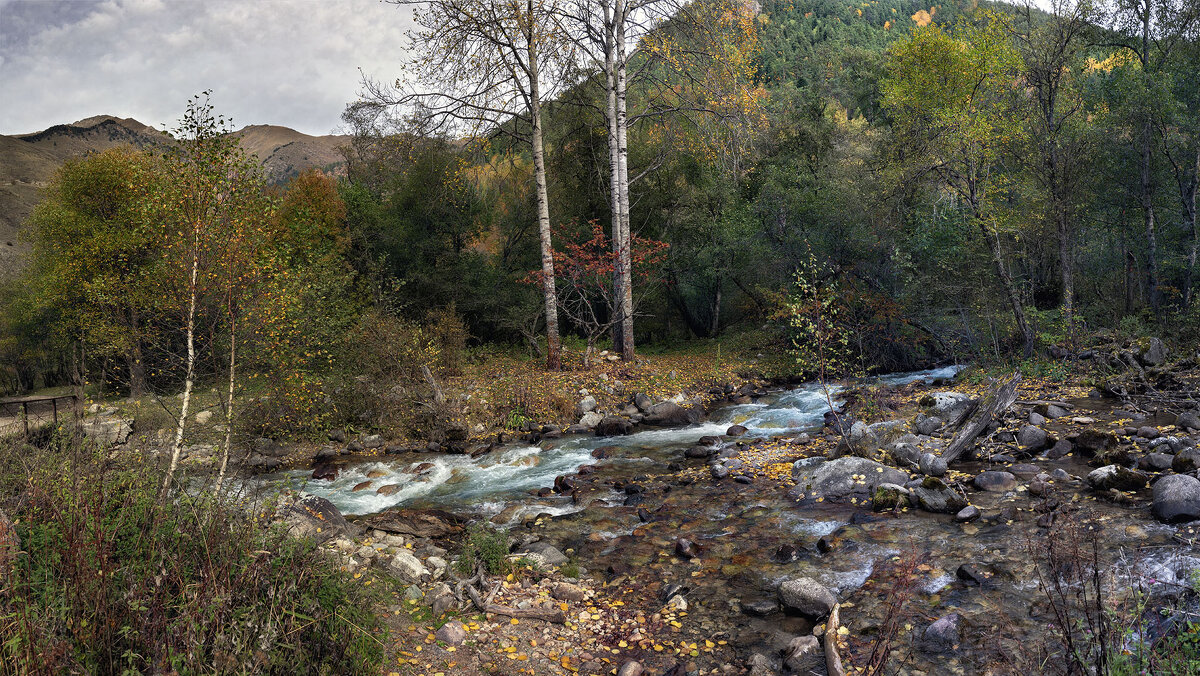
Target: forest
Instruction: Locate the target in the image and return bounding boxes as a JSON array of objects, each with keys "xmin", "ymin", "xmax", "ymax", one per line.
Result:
[{"xmin": 2, "ymin": 1, "xmax": 1200, "ymax": 674}]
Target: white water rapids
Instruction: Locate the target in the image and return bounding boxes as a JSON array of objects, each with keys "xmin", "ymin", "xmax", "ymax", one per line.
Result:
[{"xmin": 256, "ymin": 365, "xmax": 964, "ymax": 517}]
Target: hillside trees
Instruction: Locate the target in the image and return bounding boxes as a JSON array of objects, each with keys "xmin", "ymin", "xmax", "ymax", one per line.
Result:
[
  {"xmin": 24, "ymin": 147, "xmax": 156, "ymax": 398},
  {"xmin": 367, "ymin": 0, "xmax": 574, "ymax": 370},
  {"xmin": 883, "ymin": 13, "xmax": 1036, "ymax": 357}
]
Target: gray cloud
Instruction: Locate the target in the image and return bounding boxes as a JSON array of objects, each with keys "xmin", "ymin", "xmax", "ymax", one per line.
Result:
[{"xmin": 0, "ymin": 0, "xmax": 415, "ymax": 135}]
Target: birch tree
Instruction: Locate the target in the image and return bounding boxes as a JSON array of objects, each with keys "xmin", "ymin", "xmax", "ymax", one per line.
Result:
[{"xmin": 367, "ymin": 0, "xmax": 571, "ymax": 370}]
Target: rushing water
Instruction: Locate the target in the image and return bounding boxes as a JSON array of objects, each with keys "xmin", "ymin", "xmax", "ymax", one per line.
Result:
[{"xmin": 259, "ymin": 365, "xmax": 965, "ymax": 518}]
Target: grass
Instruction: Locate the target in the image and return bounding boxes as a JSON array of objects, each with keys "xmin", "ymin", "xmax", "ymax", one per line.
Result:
[{"xmin": 0, "ymin": 432, "xmax": 386, "ymax": 675}]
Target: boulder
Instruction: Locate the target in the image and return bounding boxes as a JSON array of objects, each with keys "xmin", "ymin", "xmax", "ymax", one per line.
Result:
[
  {"xmin": 783, "ymin": 635, "xmax": 822, "ymax": 673},
  {"xmin": 1152, "ymin": 474, "xmax": 1200, "ymax": 523},
  {"xmin": 1138, "ymin": 453, "xmax": 1174, "ymax": 471},
  {"xmin": 363, "ymin": 508, "xmax": 466, "ymax": 539},
  {"xmin": 914, "ymin": 414, "xmax": 943, "ymax": 436},
  {"xmin": 919, "ymin": 452, "xmax": 948, "ymax": 477},
  {"xmin": 1086, "ymin": 465, "xmax": 1147, "ymax": 492},
  {"xmin": 1172, "ymin": 448, "xmax": 1200, "ymax": 473},
  {"xmin": 1074, "ymin": 429, "xmax": 1117, "ymax": 455},
  {"xmin": 778, "ymin": 577, "xmax": 836, "ymax": 619},
  {"xmin": 789, "ymin": 457, "xmax": 908, "ymax": 504},
  {"xmin": 642, "ymin": 402, "xmax": 700, "ymax": 426},
  {"xmin": 282, "ymin": 495, "xmax": 349, "ymax": 544},
  {"xmin": 912, "ymin": 477, "xmax": 968, "ymax": 514},
  {"xmin": 633, "ymin": 393, "xmax": 653, "ymax": 412},
  {"xmin": 955, "ymin": 505, "xmax": 981, "ymax": 523},
  {"xmin": 595, "ymin": 416, "xmax": 634, "ymax": 436},
  {"xmin": 1017, "ymin": 425, "xmax": 1049, "ymax": 450},
  {"xmin": 82, "ymin": 418, "xmax": 132, "ymax": 446},
  {"xmin": 872, "ymin": 483, "xmax": 909, "ymax": 511},
  {"xmin": 973, "ymin": 471, "xmax": 1017, "ymax": 493},
  {"xmin": 1178, "ymin": 411, "xmax": 1200, "ymax": 431},
  {"xmin": 1135, "ymin": 337, "xmax": 1167, "ymax": 366},
  {"xmin": 518, "ymin": 541, "xmax": 568, "ymax": 566},
  {"xmin": 579, "ymin": 411, "xmax": 604, "ymax": 429},
  {"xmin": 726, "ymin": 424, "xmax": 749, "ymax": 437},
  {"xmin": 388, "ymin": 550, "xmax": 429, "ymax": 582},
  {"xmin": 577, "ymin": 396, "xmax": 598, "ymax": 415},
  {"xmin": 920, "ymin": 391, "xmax": 976, "ymax": 425}
]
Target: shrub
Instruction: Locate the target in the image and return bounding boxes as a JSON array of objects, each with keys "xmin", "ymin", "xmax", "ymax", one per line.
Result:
[
  {"xmin": 0, "ymin": 440, "xmax": 384, "ymax": 675},
  {"xmin": 455, "ymin": 524, "xmax": 512, "ymax": 576}
]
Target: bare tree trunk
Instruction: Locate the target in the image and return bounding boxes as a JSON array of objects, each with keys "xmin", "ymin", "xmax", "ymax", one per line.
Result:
[
  {"xmin": 528, "ymin": 12, "xmax": 561, "ymax": 371},
  {"xmin": 215, "ymin": 326, "xmax": 235, "ymax": 493},
  {"xmin": 604, "ymin": 2, "xmax": 626, "ymax": 356},
  {"xmin": 1141, "ymin": 118, "xmax": 1161, "ymax": 310},
  {"xmin": 1184, "ymin": 150, "xmax": 1199, "ymax": 308},
  {"xmin": 710, "ymin": 281, "xmax": 721, "ymax": 336},
  {"xmin": 163, "ymin": 248, "xmax": 199, "ymax": 498},
  {"xmin": 614, "ymin": 4, "xmax": 635, "ymax": 361},
  {"xmin": 976, "ymin": 212, "xmax": 1034, "ymax": 358}
]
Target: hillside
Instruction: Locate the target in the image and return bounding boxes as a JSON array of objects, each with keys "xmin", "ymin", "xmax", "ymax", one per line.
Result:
[{"xmin": 0, "ymin": 116, "xmax": 348, "ymax": 278}]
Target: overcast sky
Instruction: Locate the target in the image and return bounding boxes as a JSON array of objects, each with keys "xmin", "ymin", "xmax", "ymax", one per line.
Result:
[{"xmin": 0, "ymin": 0, "xmax": 415, "ymax": 136}]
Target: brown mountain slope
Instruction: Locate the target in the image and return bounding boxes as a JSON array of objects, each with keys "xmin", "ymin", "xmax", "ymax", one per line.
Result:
[
  {"xmin": 0, "ymin": 116, "xmax": 349, "ymax": 279},
  {"xmin": 232, "ymin": 124, "xmax": 348, "ymax": 184}
]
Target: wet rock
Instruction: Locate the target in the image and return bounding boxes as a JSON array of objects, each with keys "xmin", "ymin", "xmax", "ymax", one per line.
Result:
[
  {"xmin": 1074, "ymin": 429, "xmax": 1117, "ymax": 455},
  {"xmin": 920, "ymin": 391, "xmax": 976, "ymax": 425},
  {"xmin": 363, "ymin": 508, "xmax": 466, "ymax": 539},
  {"xmin": 747, "ymin": 653, "xmax": 776, "ymax": 676},
  {"xmin": 311, "ymin": 463, "xmax": 339, "ymax": 481},
  {"xmin": 913, "ymin": 476, "xmax": 968, "ymax": 514},
  {"xmin": 1178, "ymin": 411, "xmax": 1200, "ymax": 431},
  {"xmin": 1086, "ymin": 465, "xmax": 1147, "ymax": 492},
  {"xmin": 789, "ymin": 457, "xmax": 908, "ymax": 504},
  {"xmin": 956, "ymin": 564, "xmax": 987, "ymax": 586},
  {"xmin": 351, "ymin": 481, "xmax": 373, "ymax": 492},
  {"xmin": 592, "ymin": 445, "xmax": 618, "ymax": 459},
  {"xmin": 1152, "ymin": 474, "xmax": 1200, "ymax": 523},
  {"xmin": 1139, "ymin": 453, "xmax": 1174, "ymax": 471},
  {"xmin": 554, "ymin": 475, "xmax": 577, "ymax": 493},
  {"xmin": 726, "ymin": 424, "xmax": 748, "ymax": 437},
  {"xmin": 1045, "ymin": 439, "xmax": 1074, "ymax": 459},
  {"xmin": 435, "ymin": 620, "xmax": 466, "ymax": 646},
  {"xmin": 1028, "ymin": 479, "xmax": 1050, "ymax": 496},
  {"xmin": 734, "ymin": 475, "xmax": 753, "ymax": 485},
  {"xmin": 1017, "ymin": 425, "xmax": 1049, "ymax": 450},
  {"xmin": 595, "ymin": 416, "xmax": 634, "ymax": 436},
  {"xmin": 1008, "ymin": 463, "xmax": 1041, "ymax": 479},
  {"xmin": 919, "ymin": 452, "xmax": 948, "ymax": 477},
  {"xmin": 1173, "ymin": 448, "xmax": 1200, "ymax": 473},
  {"xmin": 974, "ymin": 471, "xmax": 1017, "ymax": 493},
  {"xmin": 643, "ymin": 402, "xmax": 700, "ymax": 426},
  {"xmin": 772, "ymin": 544, "xmax": 802, "ymax": 563},
  {"xmin": 873, "ymin": 483, "xmax": 909, "ymax": 511},
  {"xmin": 921, "ymin": 613, "xmax": 961, "ymax": 653},
  {"xmin": 955, "ymin": 505, "xmax": 981, "ymax": 522},
  {"xmin": 778, "ymin": 577, "xmax": 836, "ymax": 619},
  {"xmin": 783, "ymin": 635, "xmax": 822, "ymax": 672},
  {"xmin": 1050, "ymin": 468, "xmax": 1072, "ymax": 481},
  {"xmin": 282, "ymin": 495, "xmax": 349, "ymax": 544},
  {"xmin": 685, "ymin": 445, "xmax": 715, "ymax": 459},
  {"xmin": 740, "ymin": 599, "xmax": 779, "ymax": 616},
  {"xmin": 710, "ymin": 465, "xmax": 730, "ymax": 480},
  {"xmin": 675, "ymin": 538, "xmax": 700, "ymax": 559},
  {"xmin": 1138, "ymin": 426, "xmax": 1162, "ymax": 440}
]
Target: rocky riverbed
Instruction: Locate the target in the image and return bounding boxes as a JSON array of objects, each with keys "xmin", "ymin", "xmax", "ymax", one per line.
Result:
[{"xmin": 252, "ymin": 360, "xmax": 1200, "ymax": 675}]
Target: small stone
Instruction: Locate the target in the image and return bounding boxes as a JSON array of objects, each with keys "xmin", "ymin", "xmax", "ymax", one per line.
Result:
[
  {"xmin": 435, "ymin": 620, "xmax": 467, "ymax": 646},
  {"xmin": 955, "ymin": 505, "xmax": 981, "ymax": 523},
  {"xmin": 973, "ymin": 471, "xmax": 1017, "ymax": 493},
  {"xmin": 921, "ymin": 613, "xmax": 961, "ymax": 653}
]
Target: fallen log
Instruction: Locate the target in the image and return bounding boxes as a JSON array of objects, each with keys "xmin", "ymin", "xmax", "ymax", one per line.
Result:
[
  {"xmin": 942, "ymin": 373, "xmax": 1022, "ymax": 465},
  {"xmin": 825, "ymin": 603, "xmax": 845, "ymax": 676},
  {"xmin": 466, "ymin": 582, "xmax": 567, "ymax": 623}
]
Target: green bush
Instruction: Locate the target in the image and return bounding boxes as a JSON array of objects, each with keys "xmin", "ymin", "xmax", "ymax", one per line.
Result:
[
  {"xmin": 455, "ymin": 524, "xmax": 512, "ymax": 576},
  {"xmin": 0, "ymin": 441, "xmax": 384, "ymax": 675}
]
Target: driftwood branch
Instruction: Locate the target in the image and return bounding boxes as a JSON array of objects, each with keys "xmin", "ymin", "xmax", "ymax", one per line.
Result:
[
  {"xmin": 421, "ymin": 364, "xmax": 446, "ymax": 406},
  {"xmin": 465, "ymin": 584, "xmax": 566, "ymax": 623},
  {"xmin": 825, "ymin": 603, "xmax": 846, "ymax": 676},
  {"xmin": 943, "ymin": 373, "xmax": 1022, "ymax": 465}
]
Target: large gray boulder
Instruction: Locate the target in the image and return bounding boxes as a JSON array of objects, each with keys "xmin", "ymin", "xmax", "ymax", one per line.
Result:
[
  {"xmin": 642, "ymin": 402, "xmax": 700, "ymax": 426},
  {"xmin": 912, "ymin": 477, "xmax": 968, "ymax": 514},
  {"xmin": 1152, "ymin": 474, "xmax": 1200, "ymax": 523},
  {"xmin": 82, "ymin": 417, "xmax": 132, "ymax": 446},
  {"xmin": 920, "ymin": 391, "xmax": 976, "ymax": 425},
  {"xmin": 1136, "ymin": 337, "xmax": 1167, "ymax": 366},
  {"xmin": 1086, "ymin": 465, "xmax": 1147, "ymax": 492},
  {"xmin": 778, "ymin": 577, "xmax": 836, "ymax": 619},
  {"xmin": 789, "ymin": 457, "xmax": 908, "ymax": 504},
  {"xmin": 1017, "ymin": 425, "xmax": 1049, "ymax": 451},
  {"xmin": 283, "ymin": 495, "xmax": 349, "ymax": 544},
  {"xmin": 595, "ymin": 416, "xmax": 634, "ymax": 436},
  {"xmin": 1178, "ymin": 410, "xmax": 1200, "ymax": 431}
]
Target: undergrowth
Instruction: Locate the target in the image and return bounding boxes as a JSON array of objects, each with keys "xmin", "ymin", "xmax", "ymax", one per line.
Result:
[{"xmin": 0, "ymin": 434, "xmax": 385, "ymax": 675}]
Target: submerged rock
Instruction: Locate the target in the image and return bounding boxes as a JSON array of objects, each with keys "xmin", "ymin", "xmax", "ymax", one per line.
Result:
[{"xmin": 778, "ymin": 577, "xmax": 836, "ymax": 619}]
